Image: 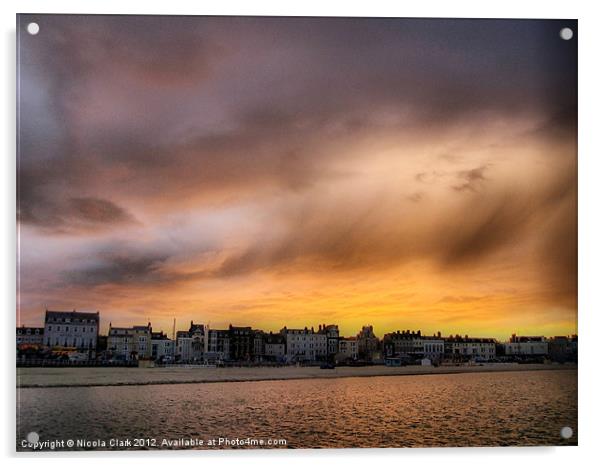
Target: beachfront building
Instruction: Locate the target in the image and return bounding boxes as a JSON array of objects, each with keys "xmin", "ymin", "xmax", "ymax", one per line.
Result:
[
  {"xmin": 108, "ymin": 322, "xmax": 152, "ymax": 360},
  {"xmin": 504, "ymin": 335, "xmax": 548, "ymax": 358},
  {"xmin": 175, "ymin": 331, "xmax": 192, "ymax": 361},
  {"xmin": 356, "ymin": 325, "xmax": 381, "ymax": 361},
  {"xmin": 253, "ymin": 330, "xmax": 265, "ymax": 362},
  {"xmin": 382, "ymin": 329, "xmax": 445, "ymax": 363},
  {"xmin": 43, "ymin": 310, "xmax": 99, "ymax": 351},
  {"xmin": 264, "ymin": 332, "xmax": 286, "ymax": 362},
  {"xmin": 445, "ymin": 335, "xmax": 496, "ymax": 361},
  {"xmin": 229, "ymin": 325, "xmax": 254, "ymax": 361},
  {"xmin": 151, "ymin": 331, "xmax": 175, "ymax": 362},
  {"xmin": 382, "ymin": 330, "xmax": 424, "ymax": 360},
  {"xmin": 176, "ymin": 322, "xmax": 205, "ymax": 362},
  {"xmin": 205, "ymin": 328, "xmax": 230, "ymax": 363},
  {"xmin": 548, "ymin": 335, "xmax": 578, "ymax": 363},
  {"xmin": 337, "ymin": 337, "xmax": 359, "ymax": 362},
  {"xmin": 281, "ymin": 327, "xmax": 328, "ymax": 362},
  {"xmin": 422, "ymin": 335, "xmax": 445, "ymax": 363},
  {"xmin": 16, "ymin": 326, "xmax": 44, "ymax": 347},
  {"xmin": 318, "ymin": 324, "xmax": 340, "ymax": 359}
]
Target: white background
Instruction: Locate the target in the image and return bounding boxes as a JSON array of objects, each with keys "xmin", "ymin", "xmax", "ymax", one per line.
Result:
[{"xmin": 2, "ymin": 0, "xmax": 601, "ymax": 463}]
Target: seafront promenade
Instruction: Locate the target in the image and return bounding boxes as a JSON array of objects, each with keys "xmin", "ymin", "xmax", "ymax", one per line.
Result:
[{"xmin": 17, "ymin": 362, "xmax": 576, "ymax": 388}]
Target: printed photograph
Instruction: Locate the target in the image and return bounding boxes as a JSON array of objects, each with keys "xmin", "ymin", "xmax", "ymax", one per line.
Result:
[{"xmin": 16, "ymin": 14, "xmax": 577, "ymax": 450}]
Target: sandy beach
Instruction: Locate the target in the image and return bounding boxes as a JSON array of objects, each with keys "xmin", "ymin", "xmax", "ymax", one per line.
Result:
[{"xmin": 16, "ymin": 363, "xmax": 576, "ymax": 388}]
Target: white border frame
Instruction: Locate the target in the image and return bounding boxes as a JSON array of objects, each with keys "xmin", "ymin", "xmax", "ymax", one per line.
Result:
[{"xmin": 3, "ymin": 1, "xmax": 601, "ymax": 464}]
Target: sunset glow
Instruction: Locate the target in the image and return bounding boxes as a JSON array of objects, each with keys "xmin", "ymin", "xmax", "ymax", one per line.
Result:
[{"xmin": 17, "ymin": 16, "xmax": 577, "ymax": 339}]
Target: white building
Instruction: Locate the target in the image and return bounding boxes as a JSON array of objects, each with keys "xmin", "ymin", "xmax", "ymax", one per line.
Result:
[
  {"xmin": 176, "ymin": 322, "xmax": 205, "ymax": 362},
  {"xmin": 151, "ymin": 331, "xmax": 175, "ymax": 361},
  {"xmin": 43, "ymin": 310, "xmax": 99, "ymax": 350},
  {"xmin": 17, "ymin": 326, "xmax": 44, "ymax": 347},
  {"xmin": 176, "ymin": 331, "xmax": 193, "ymax": 361},
  {"xmin": 422, "ymin": 338, "xmax": 445, "ymax": 362},
  {"xmin": 505, "ymin": 335, "xmax": 548, "ymax": 357},
  {"xmin": 445, "ymin": 336, "xmax": 496, "ymax": 361},
  {"xmin": 205, "ymin": 328, "xmax": 229, "ymax": 362},
  {"xmin": 282, "ymin": 327, "xmax": 327, "ymax": 362}
]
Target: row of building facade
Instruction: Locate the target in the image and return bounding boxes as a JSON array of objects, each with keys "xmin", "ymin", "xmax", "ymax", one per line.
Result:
[{"xmin": 16, "ymin": 310, "xmax": 578, "ymax": 364}]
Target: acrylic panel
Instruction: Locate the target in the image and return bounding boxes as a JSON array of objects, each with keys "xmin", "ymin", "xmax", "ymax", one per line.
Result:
[{"xmin": 16, "ymin": 14, "xmax": 577, "ymax": 451}]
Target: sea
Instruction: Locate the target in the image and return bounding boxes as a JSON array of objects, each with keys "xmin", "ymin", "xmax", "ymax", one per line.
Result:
[{"xmin": 16, "ymin": 369, "xmax": 577, "ymax": 450}]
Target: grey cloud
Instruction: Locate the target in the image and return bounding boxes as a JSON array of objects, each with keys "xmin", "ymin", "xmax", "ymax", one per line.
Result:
[
  {"xmin": 452, "ymin": 165, "xmax": 488, "ymax": 192},
  {"xmin": 18, "ymin": 193, "xmax": 137, "ymax": 233},
  {"xmin": 64, "ymin": 251, "xmax": 170, "ymax": 287},
  {"xmin": 441, "ymin": 197, "xmax": 526, "ymax": 266},
  {"xmin": 68, "ymin": 197, "xmax": 136, "ymax": 224},
  {"xmin": 17, "ymin": 16, "xmax": 578, "ymax": 233}
]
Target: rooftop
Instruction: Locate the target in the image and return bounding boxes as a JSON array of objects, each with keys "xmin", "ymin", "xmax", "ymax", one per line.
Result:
[
  {"xmin": 45, "ymin": 310, "xmax": 99, "ymax": 323},
  {"xmin": 16, "ymin": 326, "xmax": 44, "ymax": 334}
]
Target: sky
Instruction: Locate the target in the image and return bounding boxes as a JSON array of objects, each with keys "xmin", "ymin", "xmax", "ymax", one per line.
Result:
[{"xmin": 17, "ymin": 15, "xmax": 577, "ymax": 339}]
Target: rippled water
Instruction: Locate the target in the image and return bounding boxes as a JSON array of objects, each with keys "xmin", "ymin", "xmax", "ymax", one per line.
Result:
[{"xmin": 17, "ymin": 369, "xmax": 577, "ymax": 450}]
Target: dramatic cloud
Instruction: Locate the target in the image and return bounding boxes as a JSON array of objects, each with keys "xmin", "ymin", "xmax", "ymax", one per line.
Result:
[
  {"xmin": 64, "ymin": 252, "xmax": 170, "ymax": 287},
  {"xmin": 17, "ymin": 15, "xmax": 577, "ymax": 338},
  {"xmin": 19, "ymin": 195, "xmax": 137, "ymax": 233}
]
